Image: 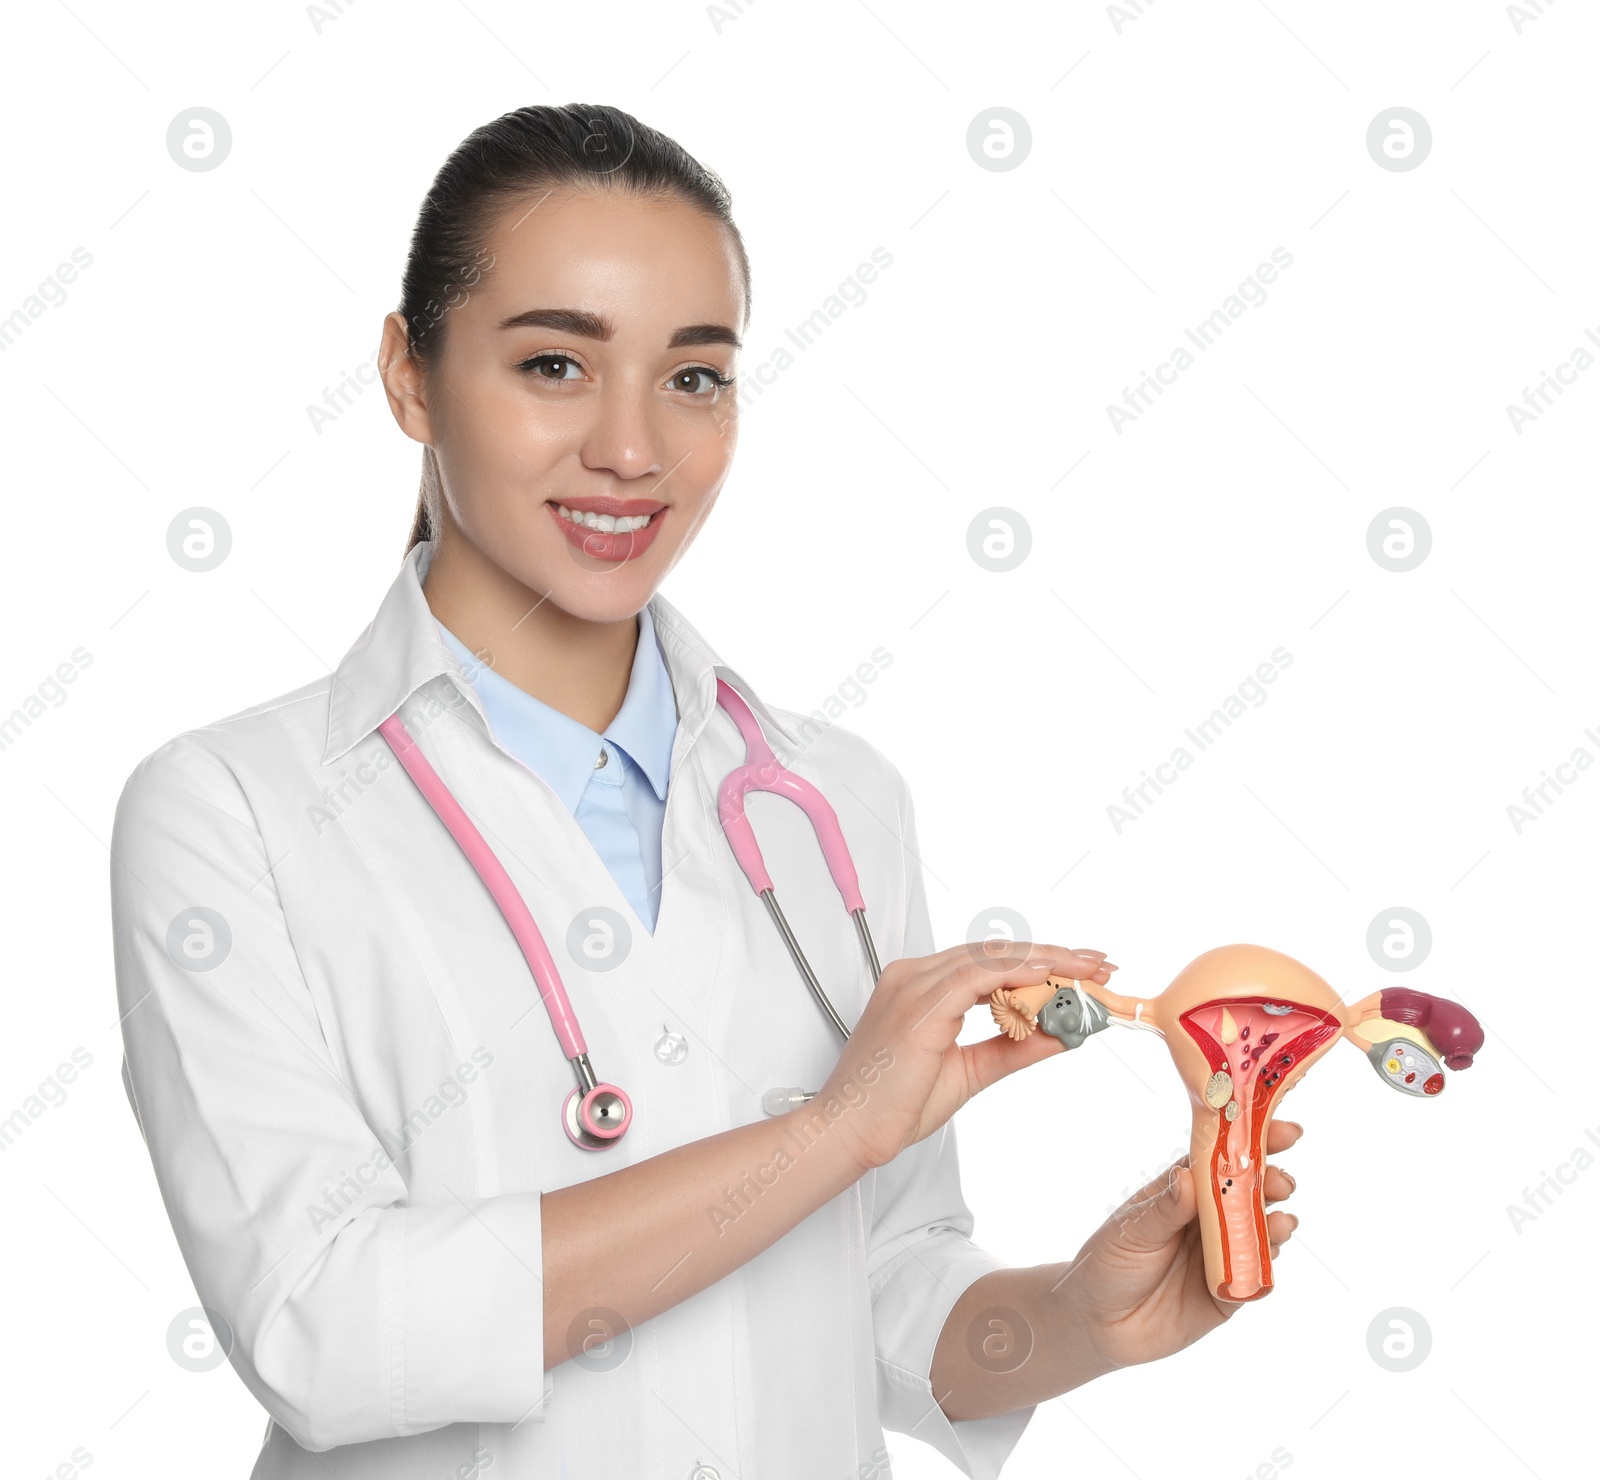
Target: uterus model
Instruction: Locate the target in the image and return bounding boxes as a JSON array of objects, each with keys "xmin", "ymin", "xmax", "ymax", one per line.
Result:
[{"xmin": 990, "ymin": 943, "xmax": 1484, "ymax": 1304}]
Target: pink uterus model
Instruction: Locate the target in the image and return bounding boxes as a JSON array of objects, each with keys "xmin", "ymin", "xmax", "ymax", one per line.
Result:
[{"xmin": 990, "ymin": 943, "xmax": 1484, "ymax": 1304}]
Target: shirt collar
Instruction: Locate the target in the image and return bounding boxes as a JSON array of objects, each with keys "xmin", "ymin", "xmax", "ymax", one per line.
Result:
[
  {"xmin": 434, "ymin": 603, "xmax": 676, "ymax": 810},
  {"xmin": 601, "ymin": 601, "xmax": 676, "ymax": 799},
  {"xmin": 321, "ymin": 537, "xmax": 803, "ymax": 769}
]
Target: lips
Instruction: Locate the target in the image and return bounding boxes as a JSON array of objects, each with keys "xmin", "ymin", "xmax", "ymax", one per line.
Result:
[
  {"xmin": 548, "ymin": 496, "xmax": 666, "ymax": 517},
  {"xmin": 546, "ymin": 500, "xmax": 666, "ymax": 563}
]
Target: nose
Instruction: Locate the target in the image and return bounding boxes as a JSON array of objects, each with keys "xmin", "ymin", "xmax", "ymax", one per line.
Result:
[{"xmin": 580, "ymin": 376, "xmax": 666, "ymax": 483}]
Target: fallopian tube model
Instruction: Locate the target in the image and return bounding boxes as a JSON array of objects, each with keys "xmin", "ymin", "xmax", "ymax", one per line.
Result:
[{"xmin": 990, "ymin": 943, "xmax": 1484, "ymax": 1304}]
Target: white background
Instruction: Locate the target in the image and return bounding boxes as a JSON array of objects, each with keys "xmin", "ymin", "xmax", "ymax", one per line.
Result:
[{"xmin": 2, "ymin": 2, "xmax": 1593, "ymax": 1477}]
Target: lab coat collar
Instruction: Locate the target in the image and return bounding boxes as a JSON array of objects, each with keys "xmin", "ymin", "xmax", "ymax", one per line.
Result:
[{"xmin": 321, "ymin": 538, "xmax": 803, "ymax": 768}]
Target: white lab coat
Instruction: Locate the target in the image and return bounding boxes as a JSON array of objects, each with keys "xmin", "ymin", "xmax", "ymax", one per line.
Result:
[{"xmin": 109, "ymin": 538, "xmax": 1036, "ymax": 1479}]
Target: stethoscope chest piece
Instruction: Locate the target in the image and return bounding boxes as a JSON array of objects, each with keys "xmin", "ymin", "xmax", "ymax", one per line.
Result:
[
  {"xmin": 563, "ymin": 1073, "xmax": 631, "ymax": 1151},
  {"xmin": 560, "ymin": 1050, "xmax": 632, "ymax": 1150}
]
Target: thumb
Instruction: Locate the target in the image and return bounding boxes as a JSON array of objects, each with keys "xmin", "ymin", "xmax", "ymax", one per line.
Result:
[
  {"xmin": 960, "ymin": 1024, "xmax": 1065, "ymax": 1093},
  {"xmin": 1115, "ymin": 1162, "xmax": 1196, "ymax": 1252}
]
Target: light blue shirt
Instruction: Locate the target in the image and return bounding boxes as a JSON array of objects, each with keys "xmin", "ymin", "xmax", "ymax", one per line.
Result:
[{"xmin": 435, "ymin": 605, "xmax": 678, "ymax": 934}]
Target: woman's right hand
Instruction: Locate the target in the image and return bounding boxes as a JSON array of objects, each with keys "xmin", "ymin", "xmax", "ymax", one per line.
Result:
[{"xmin": 811, "ymin": 942, "xmax": 1118, "ymax": 1175}]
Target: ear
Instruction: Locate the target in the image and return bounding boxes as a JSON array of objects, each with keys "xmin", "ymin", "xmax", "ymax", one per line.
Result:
[{"xmin": 379, "ymin": 311, "xmax": 434, "ymax": 447}]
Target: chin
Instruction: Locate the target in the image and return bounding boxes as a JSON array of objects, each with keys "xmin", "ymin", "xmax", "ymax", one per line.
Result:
[{"xmin": 540, "ymin": 569, "xmax": 660, "ymax": 625}]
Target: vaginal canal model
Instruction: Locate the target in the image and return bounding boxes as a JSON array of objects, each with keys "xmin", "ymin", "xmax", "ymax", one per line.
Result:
[{"xmin": 988, "ymin": 943, "xmax": 1485, "ymax": 1303}]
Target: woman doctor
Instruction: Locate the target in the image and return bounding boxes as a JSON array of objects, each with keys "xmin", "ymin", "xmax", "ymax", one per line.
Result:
[{"xmin": 109, "ymin": 104, "xmax": 1302, "ymax": 1480}]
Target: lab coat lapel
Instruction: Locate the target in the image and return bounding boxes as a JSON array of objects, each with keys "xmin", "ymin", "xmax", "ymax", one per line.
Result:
[
  {"xmin": 318, "ymin": 542, "xmax": 851, "ymax": 1150},
  {"xmin": 647, "ymin": 599, "xmax": 884, "ymax": 1122}
]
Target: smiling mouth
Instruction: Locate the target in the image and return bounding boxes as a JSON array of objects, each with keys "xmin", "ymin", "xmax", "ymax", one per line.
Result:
[
  {"xmin": 543, "ymin": 499, "xmax": 669, "ymax": 564},
  {"xmin": 548, "ymin": 501, "xmax": 662, "ymax": 534}
]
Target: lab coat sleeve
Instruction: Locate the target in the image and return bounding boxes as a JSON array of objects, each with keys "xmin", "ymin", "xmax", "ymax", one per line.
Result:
[
  {"xmin": 109, "ymin": 736, "xmax": 553, "ymax": 1452},
  {"xmin": 862, "ymin": 769, "xmax": 1036, "ymax": 1479}
]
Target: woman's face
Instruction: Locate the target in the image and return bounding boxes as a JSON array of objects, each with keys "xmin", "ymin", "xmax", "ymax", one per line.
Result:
[{"xmin": 383, "ymin": 185, "xmax": 745, "ymax": 623}]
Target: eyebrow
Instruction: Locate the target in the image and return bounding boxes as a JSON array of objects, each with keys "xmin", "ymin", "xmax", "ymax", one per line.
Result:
[{"xmin": 497, "ymin": 307, "xmax": 741, "ymax": 350}]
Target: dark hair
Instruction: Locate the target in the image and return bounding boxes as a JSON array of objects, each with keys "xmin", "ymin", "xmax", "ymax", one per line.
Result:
[{"xmin": 397, "ymin": 103, "xmax": 751, "ymax": 555}]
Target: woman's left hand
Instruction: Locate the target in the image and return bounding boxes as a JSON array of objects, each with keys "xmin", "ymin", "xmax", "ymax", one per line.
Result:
[{"xmin": 1062, "ymin": 1120, "xmax": 1304, "ymax": 1372}]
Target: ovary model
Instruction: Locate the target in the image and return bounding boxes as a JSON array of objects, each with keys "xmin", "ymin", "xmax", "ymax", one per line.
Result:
[{"xmin": 990, "ymin": 943, "xmax": 1484, "ymax": 1304}]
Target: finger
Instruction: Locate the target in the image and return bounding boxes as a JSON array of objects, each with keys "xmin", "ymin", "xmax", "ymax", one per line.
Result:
[
  {"xmin": 1035, "ymin": 953, "xmax": 1118, "ymax": 981},
  {"xmin": 919, "ymin": 939, "xmax": 1092, "ymax": 974},
  {"xmin": 1065, "ymin": 952, "xmax": 1120, "ymax": 982},
  {"xmin": 945, "ymin": 949, "xmax": 1101, "ymax": 1012},
  {"xmin": 884, "ymin": 942, "xmax": 1090, "ymax": 1002},
  {"xmin": 1014, "ymin": 941, "xmax": 1114, "ymax": 974},
  {"xmin": 914, "ymin": 940, "xmax": 1102, "ymax": 993},
  {"xmin": 1264, "ymin": 1119, "xmax": 1304, "ymax": 1154},
  {"xmin": 892, "ymin": 955, "xmax": 1082, "ymax": 1040},
  {"xmin": 1262, "ymin": 1165, "xmax": 1297, "ymax": 1205},
  {"xmin": 961, "ymin": 1021, "xmax": 1066, "ymax": 1092},
  {"xmin": 1121, "ymin": 1155, "xmax": 1191, "ymax": 1210},
  {"xmin": 1112, "ymin": 1162, "xmax": 1196, "ymax": 1252},
  {"xmin": 1265, "ymin": 1210, "xmax": 1298, "ymax": 1252}
]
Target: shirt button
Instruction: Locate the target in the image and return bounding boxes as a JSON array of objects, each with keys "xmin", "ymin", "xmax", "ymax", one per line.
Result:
[
  {"xmin": 689, "ymin": 1464, "xmax": 720, "ymax": 1479},
  {"xmin": 595, "ymin": 746, "xmax": 609, "ymax": 770}
]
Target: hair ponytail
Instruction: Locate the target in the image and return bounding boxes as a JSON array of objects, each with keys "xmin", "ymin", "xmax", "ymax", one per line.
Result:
[{"xmin": 406, "ymin": 446, "xmax": 440, "ymax": 555}]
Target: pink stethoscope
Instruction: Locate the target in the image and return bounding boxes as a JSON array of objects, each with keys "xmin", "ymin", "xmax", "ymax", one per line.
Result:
[{"xmin": 377, "ymin": 678, "xmax": 884, "ymax": 1151}]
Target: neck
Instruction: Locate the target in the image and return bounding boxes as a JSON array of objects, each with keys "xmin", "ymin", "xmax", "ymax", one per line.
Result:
[{"xmin": 420, "ymin": 525, "xmax": 638, "ymax": 735}]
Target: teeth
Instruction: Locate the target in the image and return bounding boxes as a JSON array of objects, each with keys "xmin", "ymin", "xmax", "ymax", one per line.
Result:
[{"xmin": 556, "ymin": 504, "xmax": 654, "ymax": 534}]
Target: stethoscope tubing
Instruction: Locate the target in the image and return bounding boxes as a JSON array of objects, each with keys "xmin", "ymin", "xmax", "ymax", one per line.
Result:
[
  {"xmin": 378, "ymin": 677, "xmax": 879, "ymax": 1149},
  {"xmin": 377, "ymin": 712, "xmax": 632, "ymax": 1148},
  {"xmin": 378, "ymin": 713, "xmax": 588, "ymax": 1058},
  {"xmin": 758, "ymin": 891, "xmax": 881, "ymax": 1040}
]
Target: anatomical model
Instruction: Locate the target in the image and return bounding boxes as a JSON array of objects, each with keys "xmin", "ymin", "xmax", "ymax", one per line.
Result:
[{"xmin": 991, "ymin": 943, "xmax": 1483, "ymax": 1304}]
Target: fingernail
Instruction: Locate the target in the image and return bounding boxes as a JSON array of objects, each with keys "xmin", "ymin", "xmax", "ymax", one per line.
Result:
[
  {"xmin": 1284, "ymin": 1121, "xmax": 1303, "ymax": 1137},
  {"xmin": 1282, "ymin": 1171, "xmax": 1297, "ymax": 1193},
  {"xmin": 1284, "ymin": 1214, "xmax": 1299, "ymax": 1231}
]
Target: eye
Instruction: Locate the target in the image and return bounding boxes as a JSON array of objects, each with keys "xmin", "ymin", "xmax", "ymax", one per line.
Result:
[
  {"xmin": 517, "ymin": 353, "xmax": 586, "ymax": 382},
  {"xmin": 669, "ymin": 365, "xmax": 735, "ymax": 397}
]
